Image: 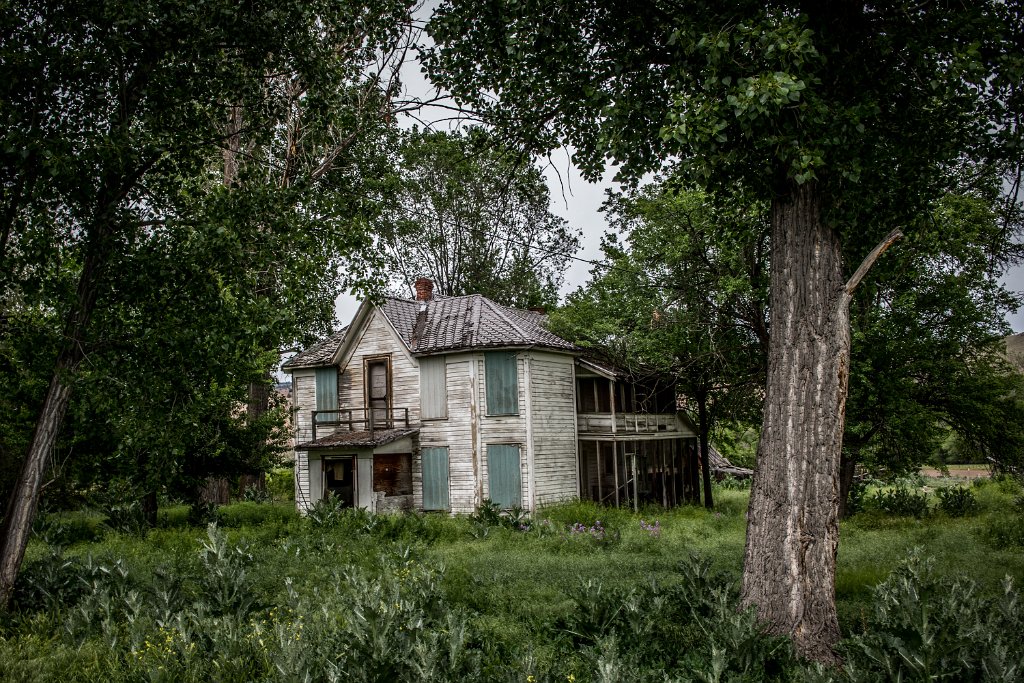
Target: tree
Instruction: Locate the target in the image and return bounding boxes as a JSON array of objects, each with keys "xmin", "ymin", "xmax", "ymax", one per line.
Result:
[
  {"xmin": 380, "ymin": 128, "xmax": 580, "ymax": 308},
  {"xmin": 841, "ymin": 188, "xmax": 1024, "ymax": 513},
  {"xmin": 424, "ymin": 1, "xmax": 1024, "ymax": 660},
  {"xmin": 0, "ymin": 0, "xmax": 415, "ymax": 607},
  {"xmin": 551, "ymin": 184, "xmax": 769, "ymax": 509}
]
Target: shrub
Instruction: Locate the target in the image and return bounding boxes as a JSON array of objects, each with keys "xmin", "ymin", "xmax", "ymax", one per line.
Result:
[
  {"xmin": 265, "ymin": 467, "xmax": 295, "ymax": 501},
  {"xmin": 715, "ymin": 475, "xmax": 752, "ymax": 491},
  {"xmin": 983, "ymin": 512, "xmax": 1024, "ymax": 549},
  {"xmin": 935, "ymin": 485, "xmax": 978, "ymax": 517},
  {"xmin": 845, "ymin": 551, "xmax": 1023, "ymax": 681},
  {"xmin": 869, "ymin": 485, "xmax": 929, "ymax": 517}
]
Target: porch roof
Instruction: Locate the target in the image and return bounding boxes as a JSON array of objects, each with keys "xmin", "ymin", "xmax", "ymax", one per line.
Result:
[{"xmin": 297, "ymin": 427, "xmax": 419, "ymax": 450}]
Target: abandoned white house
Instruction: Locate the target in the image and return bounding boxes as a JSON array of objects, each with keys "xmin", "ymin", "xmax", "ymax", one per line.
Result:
[{"xmin": 283, "ymin": 278, "xmax": 703, "ymax": 514}]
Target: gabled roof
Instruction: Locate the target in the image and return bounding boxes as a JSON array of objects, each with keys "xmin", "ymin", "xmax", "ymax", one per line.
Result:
[
  {"xmin": 379, "ymin": 294, "xmax": 577, "ymax": 354},
  {"xmin": 281, "ymin": 327, "xmax": 348, "ymax": 370}
]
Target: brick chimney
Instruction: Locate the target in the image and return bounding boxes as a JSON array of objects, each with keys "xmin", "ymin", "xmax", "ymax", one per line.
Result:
[{"xmin": 414, "ymin": 277, "xmax": 434, "ymax": 301}]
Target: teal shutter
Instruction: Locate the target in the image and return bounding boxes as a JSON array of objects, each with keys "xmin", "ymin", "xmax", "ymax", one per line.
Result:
[
  {"xmin": 314, "ymin": 368, "xmax": 338, "ymax": 423},
  {"xmin": 420, "ymin": 356, "xmax": 447, "ymax": 419},
  {"xmin": 485, "ymin": 351, "xmax": 518, "ymax": 415},
  {"xmin": 487, "ymin": 444, "xmax": 521, "ymax": 509},
  {"xmin": 421, "ymin": 447, "xmax": 450, "ymax": 511}
]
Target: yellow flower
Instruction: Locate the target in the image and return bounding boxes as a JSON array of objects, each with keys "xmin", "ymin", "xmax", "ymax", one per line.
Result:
[
  {"xmin": 567, "ymin": 676, "xmax": 576, "ymax": 682},
  {"xmin": 527, "ymin": 677, "xmax": 535, "ymax": 683}
]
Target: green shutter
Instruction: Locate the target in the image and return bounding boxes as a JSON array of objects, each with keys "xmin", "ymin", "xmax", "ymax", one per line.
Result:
[
  {"xmin": 421, "ymin": 447, "xmax": 449, "ymax": 511},
  {"xmin": 487, "ymin": 444, "xmax": 521, "ymax": 509},
  {"xmin": 315, "ymin": 368, "xmax": 338, "ymax": 423},
  {"xmin": 420, "ymin": 356, "xmax": 447, "ymax": 419},
  {"xmin": 485, "ymin": 351, "xmax": 518, "ymax": 415}
]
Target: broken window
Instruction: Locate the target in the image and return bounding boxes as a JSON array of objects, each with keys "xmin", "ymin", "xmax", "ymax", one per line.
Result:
[{"xmin": 373, "ymin": 453, "xmax": 412, "ymax": 496}]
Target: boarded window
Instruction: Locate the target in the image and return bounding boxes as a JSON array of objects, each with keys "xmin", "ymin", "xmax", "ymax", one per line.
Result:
[
  {"xmin": 419, "ymin": 356, "xmax": 447, "ymax": 419},
  {"xmin": 314, "ymin": 367, "xmax": 338, "ymax": 423},
  {"xmin": 373, "ymin": 454, "xmax": 412, "ymax": 496},
  {"xmin": 487, "ymin": 444, "xmax": 521, "ymax": 509},
  {"xmin": 421, "ymin": 447, "xmax": 449, "ymax": 511},
  {"xmin": 485, "ymin": 351, "xmax": 518, "ymax": 415}
]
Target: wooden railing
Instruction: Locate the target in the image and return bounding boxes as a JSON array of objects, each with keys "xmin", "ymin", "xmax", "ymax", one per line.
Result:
[
  {"xmin": 309, "ymin": 407, "xmax": 412, "ymax": 442},
  {"xmin": 576, "ymin": 412, "xmax": 679, "ymax": 435}
]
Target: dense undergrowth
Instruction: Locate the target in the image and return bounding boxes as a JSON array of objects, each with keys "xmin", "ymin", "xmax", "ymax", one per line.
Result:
[{"xmin": 1, "ymin": 477, "xmax": 1022, "ymax": 681}]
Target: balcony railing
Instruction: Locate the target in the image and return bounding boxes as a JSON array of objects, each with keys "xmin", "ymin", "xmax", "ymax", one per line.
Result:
[
  {"xmin": 577, "ymin": 412, "xmax": 680, "ymax": 435},
  {"xmin": 306, "ymin": 407, "xmax": 412, "ymax": 443}
]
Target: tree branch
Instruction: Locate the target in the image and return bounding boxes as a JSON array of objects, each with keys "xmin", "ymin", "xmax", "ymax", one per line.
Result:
[{"xmin": 845, "ymin": 229, "xmax": 903, "ymax": 296}]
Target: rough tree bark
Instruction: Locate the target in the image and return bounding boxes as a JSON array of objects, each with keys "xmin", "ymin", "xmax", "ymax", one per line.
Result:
[{"xmin": 740, "ymin": 181, "xmax": 901, "ymax": 662}]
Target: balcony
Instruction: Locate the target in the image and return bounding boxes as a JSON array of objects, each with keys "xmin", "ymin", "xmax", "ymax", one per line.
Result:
[
  {"xmin": 577, "ymin": 412, "xmax": 683, "ymax": 436},
  {"xmin": 296, "ymin": 407, "xmax": 414, "ymax": 445}
]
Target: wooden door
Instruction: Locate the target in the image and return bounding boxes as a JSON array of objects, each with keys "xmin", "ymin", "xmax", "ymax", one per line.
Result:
[{"xmin": 367, "ymin": 360, "xmax": 389, "ymax": 428}]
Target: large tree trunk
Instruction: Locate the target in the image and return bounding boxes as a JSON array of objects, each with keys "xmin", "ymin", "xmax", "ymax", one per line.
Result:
[
  {"xmin": 696, "ymin": 389, "xmax": 714, "ymax": 509},
  {"xmin": 739, "ymin": 182, "xmax": 900, "ymax": 662},
  {"xmin": 740, "ymin": 182, "xmax": 847, "ymax": 663}
]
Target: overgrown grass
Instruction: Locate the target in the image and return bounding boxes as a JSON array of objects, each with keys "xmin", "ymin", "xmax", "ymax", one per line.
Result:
[{"xmin": 2, "ymin": 478, "xmax": 1022, "ymax": 681}]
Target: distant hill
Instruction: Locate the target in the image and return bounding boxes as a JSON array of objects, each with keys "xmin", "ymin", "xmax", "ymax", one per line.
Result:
[{"xmin": 1005, "ymin": 333, "xmax": 1024, "ymax": 372}]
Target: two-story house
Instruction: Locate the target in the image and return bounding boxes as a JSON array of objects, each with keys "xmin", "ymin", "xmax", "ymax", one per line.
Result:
[{"xmin": 283, "ymin": 278, "xmax": 701, "ymax": 514}]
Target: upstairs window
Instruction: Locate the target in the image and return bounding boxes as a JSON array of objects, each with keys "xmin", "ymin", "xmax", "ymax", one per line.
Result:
[
  {"xmin": 419, "ymin": 355, "xmax": 447, "ymax": 419},
  {"xmin": 485, "ymin": 351, "xmax": 518, "ymax": 415},
  {"xmin": 314, "ymin": 367, "xmax": 338, "ymax": 423}
]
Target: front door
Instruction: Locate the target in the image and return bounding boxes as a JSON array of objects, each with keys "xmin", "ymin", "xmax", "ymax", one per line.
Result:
[
  {"xmin": 323, "ymin": 457, "xmax": 355, "ymax": 507},
  {"xmin": 367, "ymin": 360, "xmax": 390, "ymax": 428}
]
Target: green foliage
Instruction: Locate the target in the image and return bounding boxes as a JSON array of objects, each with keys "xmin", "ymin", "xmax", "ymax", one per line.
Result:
[
  {"xmin": 265, "ymin": 468, "xmax": 295, "ymax": 502},
  {"xmin": 868, "ymin": 486, "xmax": 930, "ymax": 518},
  {"xmin": 935, "ymin": 486, "xmax": 979, "ymax": 518},
  {"xmin": 2, "ymin": 493, "xmax": 1024, "ymax": 680},
  {"xmin": 846, "ymin": 552, "xmax": 1022, "ymax": 682},
  {"xmin": 380, "ymin": 128, "xmax": 580, "ymax": 309}
]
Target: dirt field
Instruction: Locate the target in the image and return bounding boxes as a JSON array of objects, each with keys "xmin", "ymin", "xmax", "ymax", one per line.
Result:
[{"xmin": 920, "ymin": 465, "xmax": 991, "ymax": 479}]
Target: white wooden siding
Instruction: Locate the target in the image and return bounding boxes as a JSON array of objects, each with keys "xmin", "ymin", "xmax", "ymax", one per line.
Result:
[
  {"xmin": 292, "ymin": 370, "xmax": 316, "ymax": 445},
  {"xmin": 339, "ymin": 309, "xmax": 419, "ymax": 424},
  {"xmin": 529, "ymin": 352, "xmax": 579, "ymax": 507},
  {"xmin": 418, "ymin": 357, "xmax": 477, "ymax": 513},
  {"xmin": 476, "ymin": 354, "xmax": 530, "ymax": 509}
]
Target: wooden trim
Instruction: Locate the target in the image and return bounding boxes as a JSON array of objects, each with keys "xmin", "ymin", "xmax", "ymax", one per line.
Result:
[{"xmin": 362, "ymin": 353, "xmax": 393, "ymax": 427}]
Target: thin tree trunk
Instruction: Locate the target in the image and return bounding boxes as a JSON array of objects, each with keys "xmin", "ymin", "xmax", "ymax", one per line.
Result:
[
  {"xmin": 0, "ymin": 236, "xmax": 105, "ymax": 607},
  {"xmin": 838, "ymin": 450, "xmax": 857, "ymax": 520},
  {"xmin": 697, "ymin": 390, "xmax": 714, "ymax": 510},
  {"xmin": 740, "ymin": 182, "xmax": 846, "ymax": 663}
]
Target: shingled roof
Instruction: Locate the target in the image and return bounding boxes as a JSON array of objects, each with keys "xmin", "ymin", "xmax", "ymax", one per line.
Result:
[
  {"xmin": 281, "ymin": 327, "xmax": 348, "ymax": 369},
  {"xmin": 379, "ymin": 294, "xmax": 577, "ymax": 354}
]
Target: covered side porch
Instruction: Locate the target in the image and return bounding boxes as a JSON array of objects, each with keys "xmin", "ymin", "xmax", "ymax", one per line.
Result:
[{"xmin": 297, "ymin": 428, "xmax": 419, "ymax": 513}]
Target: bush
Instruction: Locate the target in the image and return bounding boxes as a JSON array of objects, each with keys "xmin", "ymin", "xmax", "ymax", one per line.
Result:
[
  {"xmin": 935, "ymin": 485, "xmax": 978, "ymax": 517},
  {"xmin": 844, "ymin": 551, "xmax": 1023, "ymax": 681},
  {"xmin": 983, "ymin": 512, "xmax": 1024, "ymax": 549},
  {"xmin": 266, "ymin": 467, "xmax": 294, "ymax": 501},
  {"xmin": 869, "ymin": 485, "xmax": 930, "ymax": 517}
]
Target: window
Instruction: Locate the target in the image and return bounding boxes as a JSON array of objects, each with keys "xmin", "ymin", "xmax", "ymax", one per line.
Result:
[
  {"xmin": 373, "ymin": 454, "xmax": 412, "ymax": 496},
  {"xmin": 314, "ymin": 367, "xmax": 338, "ymax": 423},
  {"xmin": 419, "ymin": 356, "xmax": 447, "ymax": 419},
  {"xmin": 485, "ymin": 351, "xmax": 518, "ymax": 415},
  {"xmin": 421, "ymin": 447, "xmax": 449, "ymax": 510},
  {"xmin": 487, "ymin": 444, "xmax": 522, "ymax": 509}
]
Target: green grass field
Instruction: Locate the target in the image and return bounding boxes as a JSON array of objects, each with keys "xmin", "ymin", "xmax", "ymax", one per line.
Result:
[{"xmin": 2, "ymin": 476, "xmax": 1022, "ymax": 681}]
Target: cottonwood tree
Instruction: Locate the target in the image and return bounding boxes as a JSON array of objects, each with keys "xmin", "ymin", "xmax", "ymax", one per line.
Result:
[
  {"xmin": 425, "ymin": 1, "xmax": 1024, "ymax": 660},
  {"xmin": 381, "ymin": 128, "xmax": 580, "ymax": 308},
  {"xmin": 0, "ymin": 0, "xmax": 416, "ymax": 607},
  {"xmin": 551, "ymin": 185, "xmax": 769, "ymax": 509}
]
